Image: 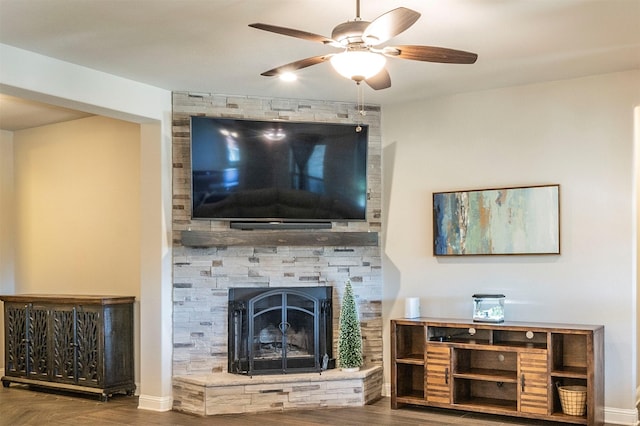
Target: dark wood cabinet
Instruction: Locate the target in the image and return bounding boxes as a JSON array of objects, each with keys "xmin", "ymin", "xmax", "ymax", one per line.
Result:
[
  {"xmin": 1, "ymin": 295, "xmax": 135, "ymax": 401},
  {"xmin": 391, "ymin": 318, "xmax": 604, "ymax": 426}
]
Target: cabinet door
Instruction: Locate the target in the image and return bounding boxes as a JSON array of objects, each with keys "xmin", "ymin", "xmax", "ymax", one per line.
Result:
[
  {"xmin": 51, "ymin": 305, "xmax": 102, "ymax": 387},
  {"xmin": 4, "ymin": 303, "xmax": 49, "ymax": 379},
  {"xmin": 4, "ymin": 303, "xmax": 28, "ymax": 376},
  {"xmin": 52, "ymin": 306, "xmax": 76, "ymax": 383},
  {"xmin": 426, "ymin": 345, "xmax": 451, "ymax": 404},
  {"xmin": 75, "ymin": 305, "xmax": 101, "ymax": 386},
  {"xmin": 26, "ymin": 304, "xmax": 49, "ymax": 380},
  {"xmin": 518, "ymin": 352, "xmax": 549, "ymax": 414}
]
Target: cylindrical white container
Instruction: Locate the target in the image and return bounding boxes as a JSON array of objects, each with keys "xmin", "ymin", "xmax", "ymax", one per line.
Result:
[{"xmin": 404, "ymin": 297, "xmax": 421, "ymax": 318}]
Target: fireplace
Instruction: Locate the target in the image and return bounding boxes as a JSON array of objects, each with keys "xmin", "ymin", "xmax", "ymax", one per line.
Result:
[{"xmin": 228, "ymin": 286, "xmax": 334, "ymax": 375}]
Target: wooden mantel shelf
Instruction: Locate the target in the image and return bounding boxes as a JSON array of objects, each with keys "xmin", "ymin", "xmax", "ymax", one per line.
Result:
[{"xmin": 180, "ymin": 229, "xmax": 378, "ymax": 247}]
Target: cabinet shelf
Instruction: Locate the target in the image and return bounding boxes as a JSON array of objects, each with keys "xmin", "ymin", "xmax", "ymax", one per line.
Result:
[
  {"xmin": 396, "ymin": 354, "xmax": 424, "ymax": 365},
  {"xmin": 396, "ymin": 390, "xmax": 425, "ymax": 401},
  {"xmin": 431, "ymin": 338, "xmax": 547, "ymax": 352},
  {"xmin": 550, "ymin": 412, "xmax": 588, "ymax": 425},
  {"xmin": 454, "ymin": 396, "xmax": 517, "ymax": 412},
  {"xmin": 433, "ymin": 338, "xmax": 491, "ymax": 345},
  {"xmin": 395, "ymin": 395, "xmax": 429, "ymax": 407},
  {"xmin": 551, "ymin": 366, "xmax": 588, "ymax": 379},
  {"xmin": 394, "ymin": 362, "xmax": 424, "ymax": 403},
  {"xmin": 453, "ymin": 368, "xmax": 517, "ymax": 383},
  {"xmin": 446, "ymin": 341, "xmax": 547, "ymax": 352},
  {"xmin": 492, "ymin": 341, "xmax": 547, "ymax": 350}
]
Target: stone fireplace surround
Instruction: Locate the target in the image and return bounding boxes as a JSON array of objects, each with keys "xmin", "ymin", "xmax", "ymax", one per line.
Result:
[{"xmin": 171, "ymin": 92, "xmax": 383, "ymax": 414}]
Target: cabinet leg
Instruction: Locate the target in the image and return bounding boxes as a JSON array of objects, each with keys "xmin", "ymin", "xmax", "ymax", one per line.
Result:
[
  {"xmin": 99, "ymin": 394, "xmax": 109, "ymax": 402},
  {"xmin": 2, "ymin": 380, "xmax": 9, "ymax": 388}
]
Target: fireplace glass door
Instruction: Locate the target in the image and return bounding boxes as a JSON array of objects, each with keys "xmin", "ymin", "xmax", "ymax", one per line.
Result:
[
  {"xmin": 250, "ymin": 291, "xmax": 317, "ymax": 373},
  {"xmin": 228, "ymin": 287, "xmax": 333, "ymax": 375}
]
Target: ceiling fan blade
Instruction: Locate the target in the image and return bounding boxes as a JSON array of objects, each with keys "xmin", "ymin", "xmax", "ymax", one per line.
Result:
[
  {"xmin": 365, "ymin": 68, "xmax": 391, "ymax": 90},
  {"xmin": 363, "ymin": 7, "xmax": 421, "ymax": 46},
  {"xmin": 249, "ymin": 23, "xmax": 336, "ymax": 45},
  {"xmin": 385, "ymin": 45, "xmax": 478, "ymax": 64},
  {"xmin": 260, "ymin": 55, "xmax": 333, "ymax": 76}
]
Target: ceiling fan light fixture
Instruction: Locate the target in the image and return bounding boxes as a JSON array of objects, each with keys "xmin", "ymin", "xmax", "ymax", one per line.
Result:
[
  {"xmin": 330, "ymin": 50, "xmax": 386, "ymax": 82},
  {"xmin": 279, "ymin": 72, "xmax": 297, "ymax": 82}
]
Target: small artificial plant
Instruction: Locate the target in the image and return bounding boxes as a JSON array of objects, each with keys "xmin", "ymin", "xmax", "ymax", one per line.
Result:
[{"xmin": 337, "ymin": 279, "xmax": 363, "ymax": 370}]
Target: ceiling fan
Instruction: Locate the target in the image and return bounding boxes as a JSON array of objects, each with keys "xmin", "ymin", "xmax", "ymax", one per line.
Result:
[{"xmin": 249, "ymin": 0, "xmax": 478, "ymax": 90}]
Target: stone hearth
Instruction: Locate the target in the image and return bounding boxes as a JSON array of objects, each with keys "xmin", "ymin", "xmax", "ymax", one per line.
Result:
[{"xmin": 172, "ymin": 366, "xmax": 383, "ymax": 416}]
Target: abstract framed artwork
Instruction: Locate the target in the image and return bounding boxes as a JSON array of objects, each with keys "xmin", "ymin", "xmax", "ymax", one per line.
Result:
[{"xmin": 433, "ymin": 184, "xmax": 560, "ymax": 256}]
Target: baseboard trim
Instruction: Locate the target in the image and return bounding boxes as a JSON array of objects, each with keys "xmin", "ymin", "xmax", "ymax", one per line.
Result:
[
  {"xmin": 605, "ymin": 407, "xmax": 639, "ymax": 426},
  {"xmin": 382, "ymin": 382, "xmax": 391, "ymax": 398},
  {"xmin": 137, "ymin": 394, "xmax": 173, "ymax": 412}
]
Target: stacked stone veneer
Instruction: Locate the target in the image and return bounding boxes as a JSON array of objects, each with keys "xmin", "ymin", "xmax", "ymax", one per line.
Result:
[
  {"xmin": 172, "ymin": 366, "xmax": 383, "ymax": 415},
  {"xmin": 171, "ymin": 93, "xmax": 382, "ymax": 383}
]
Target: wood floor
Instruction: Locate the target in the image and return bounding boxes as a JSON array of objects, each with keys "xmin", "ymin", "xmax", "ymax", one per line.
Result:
[{"xmin": 0, "ymin": 384, "xmax": 569, "ymax": 426}]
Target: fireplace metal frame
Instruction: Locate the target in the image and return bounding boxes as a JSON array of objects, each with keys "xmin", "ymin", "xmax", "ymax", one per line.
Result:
[{"xmin": 228, "ymin": 286, "xmax": 334, "ymax": 375}]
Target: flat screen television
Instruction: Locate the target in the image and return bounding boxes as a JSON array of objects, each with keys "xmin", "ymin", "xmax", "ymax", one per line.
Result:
[{"xmin": 190, "ymin": 116, "xmax": 368, "ymax": 222}]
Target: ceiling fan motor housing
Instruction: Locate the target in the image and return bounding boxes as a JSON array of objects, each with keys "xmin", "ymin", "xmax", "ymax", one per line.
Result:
[{"xmin": 331, "ymin": 20, "xmax": 370, "ymax": 46}]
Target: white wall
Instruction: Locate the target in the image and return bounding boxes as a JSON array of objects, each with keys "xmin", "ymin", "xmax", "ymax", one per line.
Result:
[
  {"xmin": 0, "ymin": 129, "xmax": 15, "ymax": 371},
  {"xmin": 635, "ymin": 105, "xmax": 640, "ymax": 406},
  {"xmin": 13, "ymin": 116, "xmax": 140, "ymax": 295},
  {"xmin": 0, "ymin": 131, "xmax": 15, "ymax": 295},
  {"xmin": 139, "ymin": 121, "xmax": 174, "ymax": 408},
  {"xmin": 382, "ymin": 70, "xmax": 639, "ymax": 421}
]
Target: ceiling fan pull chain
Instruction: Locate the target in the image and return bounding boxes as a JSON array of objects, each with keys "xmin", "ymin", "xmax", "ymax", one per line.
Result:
[{"xmin": 356, "ymin": 82, "xmax": 365, "ymax": 132}]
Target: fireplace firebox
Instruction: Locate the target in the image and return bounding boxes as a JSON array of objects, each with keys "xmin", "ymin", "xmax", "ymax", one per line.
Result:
[{"xmin": 228, "ymin": 286, "xmax": 334, "ymax": 375}]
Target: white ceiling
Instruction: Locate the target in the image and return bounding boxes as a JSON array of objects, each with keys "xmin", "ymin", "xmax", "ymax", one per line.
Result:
[{"xmin": 0, "ymin": 0, "xmax": 639, "ymax": 130}]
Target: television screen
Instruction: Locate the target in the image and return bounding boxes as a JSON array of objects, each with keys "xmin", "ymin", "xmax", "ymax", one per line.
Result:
[{"xmin": 190, "ymin": 116, "xmax": 368, "ymax": 222}]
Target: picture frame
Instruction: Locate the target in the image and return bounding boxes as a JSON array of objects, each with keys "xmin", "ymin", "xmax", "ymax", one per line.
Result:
[{"xmin": 433, "ymin": 184, "xmax": 560, "ymax": 256}]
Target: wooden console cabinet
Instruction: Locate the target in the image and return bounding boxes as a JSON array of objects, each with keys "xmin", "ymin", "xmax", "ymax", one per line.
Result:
[
  {"xmin": 391, "ymin": 318, "xmax": 604, "ymax": 426},
  {"xmin": 1, "ymin": 295, "xmax": 135, "ymax": 401}
]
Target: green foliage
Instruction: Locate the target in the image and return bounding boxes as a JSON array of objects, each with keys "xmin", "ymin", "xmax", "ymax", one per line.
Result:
[{"xmin": 338, "ymin": 280, "xmax": 363, "ymax": 369}]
